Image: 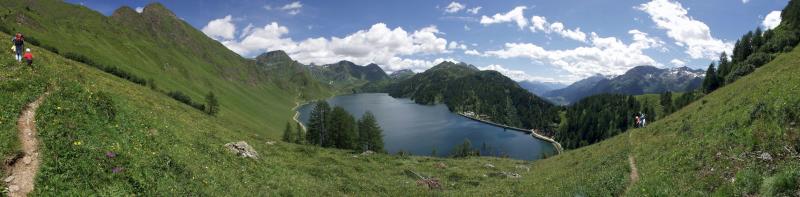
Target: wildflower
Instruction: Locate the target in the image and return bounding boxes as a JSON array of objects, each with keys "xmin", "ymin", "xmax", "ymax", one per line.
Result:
[
  {"xmin": 73, "ymin": 140, "xmax": 82, "ymax": 146},
  {"xmin": 111, "ymin": 167, "xmax": 123, "ymax": 173},
  {"xmin": 105, "ymin": 151, "xmax": 116, "ymax": 158}
]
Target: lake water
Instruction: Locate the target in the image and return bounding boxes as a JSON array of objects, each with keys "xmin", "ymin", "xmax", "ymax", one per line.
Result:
[{"xmin": 296, "ymin": 93, "xmax": 556, "ymax": 160}]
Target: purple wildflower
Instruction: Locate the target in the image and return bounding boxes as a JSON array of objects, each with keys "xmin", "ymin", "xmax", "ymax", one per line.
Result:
[
  {"xmin": 105, "ymin": 151, "xmax": 116, "ymax": 158},
  {"xmin": 112, "ymin": 166, "xmax": 124, "ymax": 173}
]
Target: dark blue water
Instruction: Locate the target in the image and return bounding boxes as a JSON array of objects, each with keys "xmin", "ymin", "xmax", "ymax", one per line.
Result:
[{"xmin": 296, "ymin": 93, "xmax": 556, "ymax": 160}]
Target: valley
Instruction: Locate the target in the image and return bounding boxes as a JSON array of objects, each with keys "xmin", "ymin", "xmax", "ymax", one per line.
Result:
[{"xmin": 0, "ymin": 0, "xmax": 798, "ymax": 196}]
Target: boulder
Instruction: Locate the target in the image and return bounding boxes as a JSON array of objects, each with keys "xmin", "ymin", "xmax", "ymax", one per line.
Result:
[
  {"xmin": 483, "ymin": 163, "xmax": 495, "ymax": 168},
  {"xmin": 360, "ymin": 150, "xmax": 375, "ymax": 156},
  {"xmin": 224, "ymin": 141, "xmax": 259, "ymax": 159}
]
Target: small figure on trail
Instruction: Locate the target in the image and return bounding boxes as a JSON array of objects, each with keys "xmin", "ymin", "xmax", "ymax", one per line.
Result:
[
  {"xmin": 641, "ymin": 113, "xmax": 646, "ymax": 127},
  {"xmin": 23, "ymin": 48, "xmax": 33, "ymax": 67},
  {"xmin": 11, "ymin": 33, "xmax": 24, "ymax": 62},
  {"xmin": 635, "ymin": 115, "xmax": 640, "ymax": 128}
]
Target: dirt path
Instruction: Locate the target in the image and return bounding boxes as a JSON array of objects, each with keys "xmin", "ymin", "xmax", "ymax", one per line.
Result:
[
  {"xmin": 623, "ymin": 132, "xmax": 640, "ymax": 195},
  {"xmin": 5, "ymin": 92, "xmax": 48, "ymax": 196}
]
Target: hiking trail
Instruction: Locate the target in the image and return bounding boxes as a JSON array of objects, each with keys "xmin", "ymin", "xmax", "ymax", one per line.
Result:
[
  {"xmin": 624, "ymin": 130, "xmax": 640, "ymax": 195},
  {"xmin": 5, "ymin": 91, "xmax": 48, "ymax": 196}
]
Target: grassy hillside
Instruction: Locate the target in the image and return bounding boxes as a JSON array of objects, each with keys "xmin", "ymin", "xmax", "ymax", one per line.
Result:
[
  {"xmin": 0, "ymin": 0, "xmax": 332, "ymax": 138},
  {"xmin": 0, "ymin": 0, "xmax": 797, "ymax": 196}
]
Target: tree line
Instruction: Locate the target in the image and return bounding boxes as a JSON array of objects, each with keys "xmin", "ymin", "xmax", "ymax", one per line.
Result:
[
  {"xmin": 703, "ymin": 6, "xmax": 800, "ymax": 94},
  {"xmin": 284, "ymin": 101, "xmax": 384, "ymax": 153}
]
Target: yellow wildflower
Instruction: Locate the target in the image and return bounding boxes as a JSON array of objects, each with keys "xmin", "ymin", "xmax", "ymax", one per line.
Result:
[{"xmin": 73, "ymin": 140, "xmax": 82, "ymax": 146}]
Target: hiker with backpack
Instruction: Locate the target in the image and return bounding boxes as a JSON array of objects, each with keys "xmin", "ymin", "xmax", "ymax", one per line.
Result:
[
  {"xmin": 23, "ymin": 48, "xmax": 33, "ymax": 67},
  {"xmin": 11, "ymin": 33, "xmax": 24, "ymax": 62},
  {"xmin": 635, "ymin": 114, "xmax": 640, "ymax": 128}
]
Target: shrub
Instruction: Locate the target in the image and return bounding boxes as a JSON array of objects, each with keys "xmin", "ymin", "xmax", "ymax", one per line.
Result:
[
  {"xmin": 759, "ymin": 169, "xmax": 800, "ymax": 196},
  {"xmin": 25, "ymin": 36, "xmax": 40, "ymax": 46},
  {"xmin": 167, "ymin": 91, "xmax": 205, "ymax": 111},
  {"xmin": 92, "ymin": 91, "xmax": 116, "ymax": 121}
]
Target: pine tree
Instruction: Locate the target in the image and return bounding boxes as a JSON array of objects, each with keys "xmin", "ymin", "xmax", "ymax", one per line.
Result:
[
  {"xmin": 717, "ymin": 52, "xmax": 731, "ymax": 81},
  {"xmin": 307, "ymin": 101, "xmax": 331, "ymax": 146},
  {"xmin": 282, "ymin": 122, "xmax": 294, "ymax": 143},
  {"xmin": 329, "ymin": 107, "xmax": 357, "ymax": 149},
  {"xmin": 205, "ymin": 91, "xmax": 219, "ymax": 116},
  {"xmin": 703, "ymin": 63, "xmax": 720, "ymax": 93},
  {"xmin": 358, "ymin": 111, "xmax": 384, "ymax": 152},
  {"xmin": 660, "ymin": 91, "xmax": 674, "ymax": 115},
  {"xmin": 295, "ymin": 122, "xmax": 304, "ymax": 144}
]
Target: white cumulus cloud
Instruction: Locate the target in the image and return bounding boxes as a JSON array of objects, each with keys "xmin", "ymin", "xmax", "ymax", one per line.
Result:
[
  {"xmin": 763, "ymin": 11, "xmax": 782, "ymax": 30},
  {"xmin": 135, "ymin": 7, "xmax": 144, "ymax": 13},
  {"xmin": 478, "ymin": 64, "xmax": 561, "ymax": 83},
  {"xmin": 445, "ymin": 1, "xmax": 465, "ymax": 13},
  {"xmin": 204, "ymin": 16, "xmax": 453, "ymax": 73},
  {"xmin": 637, "ymin": 0, "xmax": 732, "ymax": 60},
  {"xmin": 280, "ymin": 1, "xmax": 302, "ymax": 15},
  {"xmin": 467, "ymin": 6, "xmax": 482, "ymax": 14},
  {"xmin": 528, "ymin": 16, "xmax": 587, "ymax": 42},
  {"xmin": 485, "ymin": 30, "xmax": 663, "ymax": 80},
  {"xmin": 670, "ymin": 59, "xmax": 686, "ymax": 67},
  {"xmin": 480, "ymin": 6, "xmax": 528, "ymax": 29},
  {"xmin": 201, "ymin": 15, "xmax": 236, "ymax": 40}
]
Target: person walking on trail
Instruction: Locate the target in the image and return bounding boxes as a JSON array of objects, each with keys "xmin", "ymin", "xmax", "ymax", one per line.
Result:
[
  {"xmin": 12, "ymin": 33, "xmax": 24, "ymax": 62},
  {"xmin": 641, "ymin": 113, "xmax": 647, "ymax": 127},
  {"xmin": 23, "ymin": 48, "xmax": 33, "ymax": 67},
  {"xmin": 635, "ymin": 115, "xmax": 640, "ymax": 128}
]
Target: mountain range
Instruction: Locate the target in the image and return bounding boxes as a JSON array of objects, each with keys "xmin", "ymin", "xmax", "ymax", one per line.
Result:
[{"xmin": 542, "ymin": 65, "xmax": 705, "ymax": 105}]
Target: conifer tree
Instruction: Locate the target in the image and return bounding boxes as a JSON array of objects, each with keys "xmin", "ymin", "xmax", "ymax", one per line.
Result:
[
  {"xmin": 295, "ymin": 122, "xmax": 305, "ymax": 144},
  {"xmin": 282, "ymin": 122, "xmax": 294, "ymax": 143},
  {"xmin": 307, "ymin": 101, "xmax": 331, "ymax": 146},
  {"xmin": 703, "ymin": 63, "xmax": 720, "ymax": 93},
  {"xmin": 358, "ymin": 111, "xmax": 384, "ymax": 152}
]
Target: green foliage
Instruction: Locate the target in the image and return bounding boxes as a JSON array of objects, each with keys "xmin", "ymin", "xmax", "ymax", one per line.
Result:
[
  {"xmin": 660, "ymin": 91, "xmax": 674, "ymax": 115},
  {"xmin": 558, "ymin": 94, "xmax": 641, "ymax": 149},
  {"xmin": 759, "ymin": 167, "xmax": 800, "ymax": 196},
  {"xmin": 92, "ymin": 91, "xmax": 116, "ymax": 121},
  {"xmin": 204, "ymin": 91, "xmax": 219, "ymax": 116},
  {"xmin": 282, "ymin": 122, "xmax": 294, "ymax": 143},
  {"xmin": 450, "ymin": 139, "xmax": 478, "ymax": 158},
  {"xmin": 357, "ymin": 111, "xmax": 384, "ymax": 153},
  {"xmin": 306, "ymin": 101, "xmax": 331, "ymax": 146},
  {"xmin": 329, "ymin": 107, "xmax": 357, "ymax": 150},
  {"xmin": 167, "ymin": 91, "xmax": 205, "ymax": 111},
  {"xmin": 294, "ymin": 122, "xmax": 304, "ymax": 144},
  {"xmin": 703, "ymin": 63, "xmax": 720, "ymax": 93}
]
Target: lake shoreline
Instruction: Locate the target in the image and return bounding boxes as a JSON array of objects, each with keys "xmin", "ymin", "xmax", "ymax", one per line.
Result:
[{"xmin": 456, "ymin": 112, "xmax": 564, "ymax": 154}]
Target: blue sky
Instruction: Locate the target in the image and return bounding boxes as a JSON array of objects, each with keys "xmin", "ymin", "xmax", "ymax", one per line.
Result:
[{"xmin": 67, "ymin": 0, "xmax": 788, "ymax": 84}]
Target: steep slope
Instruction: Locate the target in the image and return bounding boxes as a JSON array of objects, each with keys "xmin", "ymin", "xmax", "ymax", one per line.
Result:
[
  {"xmin": 389, "ymin": 69, "xmax": 415, "ymax": 80},
  {"xmin": 545, "ymin": 66, "xmax": 704, "ymax": 104},
  {"xmin": 254, "ymin": 50, "xmax": 330, "ymax": 98},
  {"xmin": 309, "ymin": 60, "xmax": 390, "ymax": 92},
  {"xmin": 386, "ymin": 61, "xmax": 559, "ymax": 130},
  {"xmin": 0, "ymin": 1, "xmax": 331, "ymax": 137}
]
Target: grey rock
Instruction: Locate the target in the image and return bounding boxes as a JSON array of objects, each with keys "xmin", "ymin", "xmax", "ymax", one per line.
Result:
[
  {"xmin": 224, "ymin": 141, "xmax": 259, "ymax": 159},
  {"xmin": 483, "ymin": 163, "xmax": 495, "ymax": 168},
  {"xmin": 360, "ymin": 150, "xmax": 375, "ymax": 156},
  {"xmin": 8, "ymin": 185, "xmax": 19, "ymax": 192},
  {"xmin": 3, "ymin": 176, "xmax": 13, "ymax": 183},
  {"xmin": 758, "ymin": 152, "xmax": 773, "ymax": 161}
]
